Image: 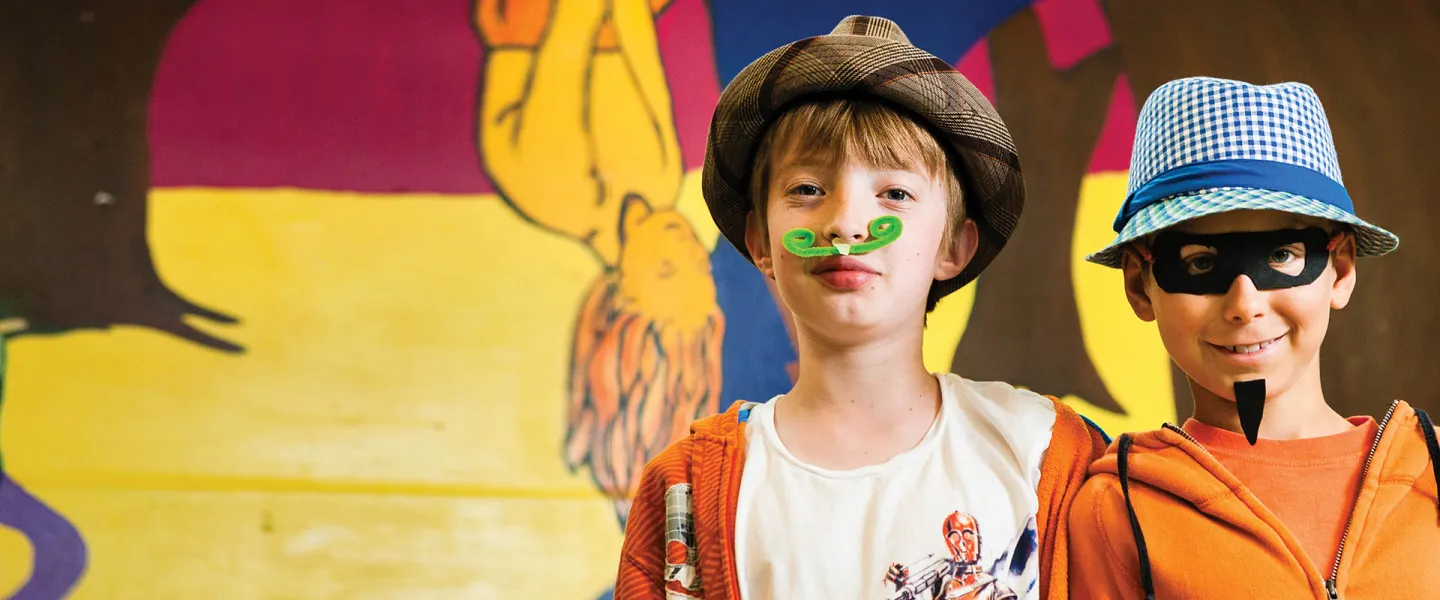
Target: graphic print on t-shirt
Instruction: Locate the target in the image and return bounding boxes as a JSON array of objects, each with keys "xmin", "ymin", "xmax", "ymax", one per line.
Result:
[{"xmin": 882, "ymin": 512, "xmax": 1038, "ymax": 600}]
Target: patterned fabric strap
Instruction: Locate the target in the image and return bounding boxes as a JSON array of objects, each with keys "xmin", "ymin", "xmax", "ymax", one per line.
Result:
[{"xmin": 663, "ymin": 483, "xmax": 703, "ymax": 598}]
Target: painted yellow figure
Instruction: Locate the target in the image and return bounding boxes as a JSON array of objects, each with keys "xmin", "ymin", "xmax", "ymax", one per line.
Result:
[{"xmin": 476, "ymin": 0, "xmax": 724, "ymax": 524}]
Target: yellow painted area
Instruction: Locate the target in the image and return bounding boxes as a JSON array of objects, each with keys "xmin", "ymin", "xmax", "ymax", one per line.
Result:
[
  {"xmin": 4, "ymin": 489, "xmax": 620, "ymax": 600},
  {"xmin": 0, "ymin": 525, "xmax": 33, "ymax": 595},
  {"xmin": 922, "ymin": 281, "xmax": 976, "ymax": 375},
  {"xmin": 1065, "ymin": 172, "xmax": 1179, "ymax": 435},
  {"xmin": 0, "ymin": 187, "xmax": 623, "ymax": 598},
  {"xmin": 675, "ymin": 168, "xmax": 720, "ymax": 252}
]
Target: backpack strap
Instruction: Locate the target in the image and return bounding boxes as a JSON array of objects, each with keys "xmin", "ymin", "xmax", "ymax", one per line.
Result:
[
  {"xmin": 1415, "ymin": 408, "xmax": 1440, "ymax": 511},
  {"xmin": 1118, "ymin": 434, "xmax": 1157, "ymax": 600}
]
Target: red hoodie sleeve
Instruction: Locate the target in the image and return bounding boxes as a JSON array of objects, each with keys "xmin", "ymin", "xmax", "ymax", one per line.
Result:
[
  {"xmin": 1067, "ymin": 475, "xmax": 1145, "ymax": 600},
  {"xmin": 1035, "ymin": 400, "xmax": 1109, "ymax": 600}
]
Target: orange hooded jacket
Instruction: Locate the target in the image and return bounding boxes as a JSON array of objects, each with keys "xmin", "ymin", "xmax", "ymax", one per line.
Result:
[
  {"xmin": 1068, "ymin": 400, "xmax": 1440, "ymax": 599},
  {"xmin": 613, "ymin": 396, "xmax": 1110, "ymax": 600}
]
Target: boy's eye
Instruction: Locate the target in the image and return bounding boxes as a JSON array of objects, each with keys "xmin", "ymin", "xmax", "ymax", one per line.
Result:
[
  {"xmin": 1182, "ymin": 253, "xmax": 1216, "ymax": 276},
  {"xmin": 882, "ymin": 189, "xmax": 912, "ymax": 202},
  {"xmin": 788, "ymin": 184, "xmax": 822, "ymax": 197},
  {"xmin": 1270, "ymin": 244, "xmax": 1306, "ymax": 276},
  {"xmin": 1179, "ymin": 245, "xmax": 1216, "ymax": 276}
]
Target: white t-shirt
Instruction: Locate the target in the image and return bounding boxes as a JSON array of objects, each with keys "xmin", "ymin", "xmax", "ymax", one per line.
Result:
[{"xmin": 733, "ymin": 372, "xmax": 1057, "ymax": 600}]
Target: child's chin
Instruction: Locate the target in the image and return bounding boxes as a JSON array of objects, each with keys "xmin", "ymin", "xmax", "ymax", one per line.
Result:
[
  {"xmin": 1201, "ymin": 372, "xmax": 1282, "ymax": 402},
  {"xmin": 798, "ymin": 305, "xmax": 892, "ymax": 336}
]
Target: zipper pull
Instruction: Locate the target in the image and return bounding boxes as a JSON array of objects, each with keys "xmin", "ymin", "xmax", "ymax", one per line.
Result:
[{"xmin": 1325, "ymin": 579, "xmax": 1340, "ymax": 600}]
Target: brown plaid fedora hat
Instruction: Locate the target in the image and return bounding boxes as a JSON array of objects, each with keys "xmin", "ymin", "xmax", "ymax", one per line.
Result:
[{"xmin": 701, "ymin": 14, "xmax": 1024, "ymax": 298}]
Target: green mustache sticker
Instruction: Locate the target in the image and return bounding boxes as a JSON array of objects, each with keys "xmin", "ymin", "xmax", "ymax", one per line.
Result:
[{"xmin": 781, "ymin": 215, "xmax": 904, "ymax": 258}]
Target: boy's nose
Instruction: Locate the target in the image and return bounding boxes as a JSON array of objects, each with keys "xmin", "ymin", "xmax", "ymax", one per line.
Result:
[
  {"xmin": 826, "ymin": 225, "xmax": 867, "ymax": 243},
  {"xmin": 822, "ymin": 189, "xmax": 873, "ymax": 243},
  {"xmin": 1222, "ymin": 275, "xmax": 1267, "ymax": 324}
]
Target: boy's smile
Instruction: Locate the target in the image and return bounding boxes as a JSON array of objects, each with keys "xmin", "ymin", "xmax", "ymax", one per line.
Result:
[
  {"xmin": 1187, "ymin": 275, "xmax": 1302, "ymax": 386},
  {"xmin": 1207, "ymin": 332, "xmax": 1288, "ymax": 367},
  {"xmin": 1210, "ymin": 332, "xmax": 1286, "ymax": 358}
]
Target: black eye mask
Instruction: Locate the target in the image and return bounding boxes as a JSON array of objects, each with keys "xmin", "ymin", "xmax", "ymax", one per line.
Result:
[{"xmin": 1146, "ymin": 227, "xmax": 1339, "ymax": 295}]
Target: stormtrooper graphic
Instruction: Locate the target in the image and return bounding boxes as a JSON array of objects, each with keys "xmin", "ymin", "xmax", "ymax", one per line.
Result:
[{"xmin": 883, "ymin": 512, "xmax": 1038, "ymax": 600}]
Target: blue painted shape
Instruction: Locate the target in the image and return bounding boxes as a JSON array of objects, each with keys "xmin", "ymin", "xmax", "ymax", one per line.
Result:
[
  {"xmin": 709, "ymin": 0, "xmax": 1034, "ymax": 85},
  {"xmin": 0, "ymin": 474, "xmax": 89, "ymax": 600},
  {"xmin": 711, "ymin": 238, "xmax": 795, "ymax": 413}
]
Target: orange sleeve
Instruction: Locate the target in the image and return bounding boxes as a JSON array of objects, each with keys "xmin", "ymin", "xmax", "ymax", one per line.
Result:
[
  {"xmin": 613, "ymin": 449, "xmax": 674, "ymax": 599},
  {"xmin": 474, "ymin": 0, "xmax": 550, "ymax": 49},
  {"xmin": 1067, "ymin": 476, "xmax": 1145, "ymax": 600},
  {"xmin": 1034, "ymin": 400, "xmax": 1108, "ymax": 600}
]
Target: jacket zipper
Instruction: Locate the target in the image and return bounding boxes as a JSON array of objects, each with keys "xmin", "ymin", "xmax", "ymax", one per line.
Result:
[
  {"xmin": 1162, "ymin": 399, "xmax": 1399, "ymax": 600},
  {"xmin": 1322, "ymin": 400, "xmax": 1398, "ymax": 600}
]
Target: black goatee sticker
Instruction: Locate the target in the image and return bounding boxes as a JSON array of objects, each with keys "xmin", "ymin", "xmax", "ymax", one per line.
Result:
[{"xmin": 1235, "ymin": 379, "xmax": 1266, "ymax": 446}]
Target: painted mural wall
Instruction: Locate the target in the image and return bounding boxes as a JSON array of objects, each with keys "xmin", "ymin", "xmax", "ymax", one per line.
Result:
[{"xmin": 0, "ymin": 0, "xmax": 1435, "ymax": 597}]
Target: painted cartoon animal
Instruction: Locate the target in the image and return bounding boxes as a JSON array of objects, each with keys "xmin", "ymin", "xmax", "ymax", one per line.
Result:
[
  {"xmin": 567, "ymin": 196, "xmax": 722, "ymax": 522},
  {"xmin": 475, "ymin": 0, "xmax": 723, "ymax": 524}
]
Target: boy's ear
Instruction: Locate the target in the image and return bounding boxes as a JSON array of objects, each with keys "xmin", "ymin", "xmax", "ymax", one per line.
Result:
[
  {"xmin": 934, "ymin": 219, "xmax": 979, "ymax": 281},
  {"xmin": 1121, "ymin": 244, "xmax": 1157, "ymax": 322},
  {"xmin": 744, "ymin": 209, "xmax": 775, "ymax": 279},
  {"xmin": 1329, "ymin": 231, "xmax": 1358, "ymax": 310}
]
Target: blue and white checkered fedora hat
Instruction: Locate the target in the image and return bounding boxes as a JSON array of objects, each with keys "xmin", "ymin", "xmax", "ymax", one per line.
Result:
[{"xmin": 1086, "ymin": 76, "xmax": 1399, "ymax": 268}]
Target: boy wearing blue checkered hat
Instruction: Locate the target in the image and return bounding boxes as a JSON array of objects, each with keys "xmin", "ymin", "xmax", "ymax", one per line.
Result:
[{"xmin": 1066, "ymin": 76, "xmax": 1440, "ymax": 599}]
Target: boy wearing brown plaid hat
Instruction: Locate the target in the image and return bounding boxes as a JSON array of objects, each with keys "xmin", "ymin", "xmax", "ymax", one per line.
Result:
[{"xmin": 613, "ymin": 16, "xmax": 1107, "ymax": 600}]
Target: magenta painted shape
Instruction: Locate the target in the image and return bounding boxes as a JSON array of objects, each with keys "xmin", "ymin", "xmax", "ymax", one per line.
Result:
[
  {"xmin": 1086, "ymin": 74, "xmax": 1138, "ymax": 174},
  {"xmin": 149, "ymin": 0, "xmax": 722, "ymax": 194},
  {"xmin": 1032, "ymin": 0, "xmax": 1113, "ymax": 70},
  {"xmin": 149, "ymin": 0, "xmax": 492, "ymax": 193},
  {"xmin": 658, "ymin": 0, "xmax": 722, "ymax": 171},
  {"xmin": 955, "ymin": 39, "xmax": 996, "ymax": 104}
]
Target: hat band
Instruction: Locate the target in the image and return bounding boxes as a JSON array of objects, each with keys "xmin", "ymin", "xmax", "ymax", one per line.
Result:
[{"xmin": 1112, "ymin": 159, "xmax": 1354, "ymax": 232}]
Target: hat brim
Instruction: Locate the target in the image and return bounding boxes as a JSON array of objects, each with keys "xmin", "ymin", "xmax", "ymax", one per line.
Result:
[{"xmin": 1085, "ymin": 187, "xmax": 1400, "ymax": 268}]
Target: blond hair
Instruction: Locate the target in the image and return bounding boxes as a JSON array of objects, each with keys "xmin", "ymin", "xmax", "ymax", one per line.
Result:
[{"xmin": 748, "ymin": 97, "xmax": 968, "ymax": 311}]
